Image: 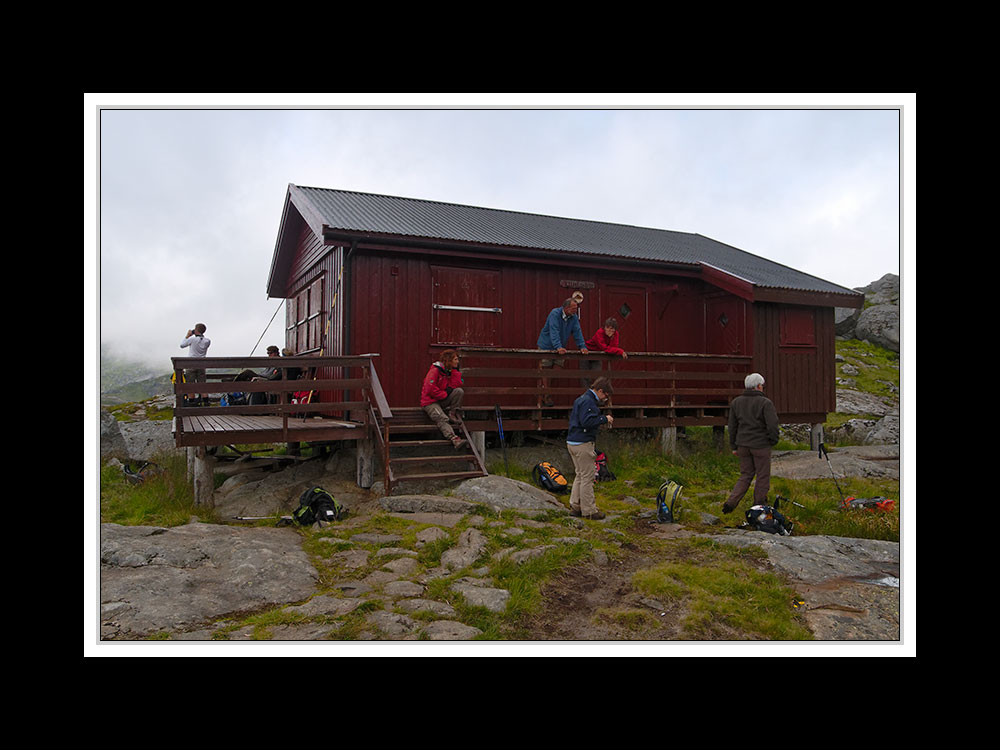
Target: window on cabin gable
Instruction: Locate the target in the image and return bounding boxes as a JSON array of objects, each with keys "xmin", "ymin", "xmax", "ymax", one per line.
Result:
[{"xmin": 286, "ymin": 275, "xmax": 324, "ymax": 354}]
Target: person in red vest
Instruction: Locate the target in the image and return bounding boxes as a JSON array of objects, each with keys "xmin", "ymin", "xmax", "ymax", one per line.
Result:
[{"xmin": 421, "ymin": 349, "xmax": 466, "ymax": 449}]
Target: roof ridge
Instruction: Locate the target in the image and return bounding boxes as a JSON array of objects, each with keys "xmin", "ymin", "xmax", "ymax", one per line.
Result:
[{"xmin": 293, "ymin": 184, "xmax": 699, "ymax": 239}]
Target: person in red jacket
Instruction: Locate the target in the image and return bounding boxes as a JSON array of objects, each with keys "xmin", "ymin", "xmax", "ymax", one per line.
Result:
[
  {"xmin": 581, "ymin": 317, "xmax": 627, "ymax": 385},
  {"xmin": 421, "ymin": 349, "xmax": 466, "ymax": 449}
]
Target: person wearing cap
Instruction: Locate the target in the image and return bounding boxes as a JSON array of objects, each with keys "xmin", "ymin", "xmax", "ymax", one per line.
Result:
[
  {"xmin": 248, "ymin": 345, "xmax": 282, "ymax": 405},
  {"xmin": 566, "ymin": 376, "xmax": 614, "ymax": 520},
  {"xmin": 537, "ymin": 297, "xmax": 588, "ymax": 406},
  {"xmin": 722, "ymin": 372, "xmax": 780, "ymax": 514}
]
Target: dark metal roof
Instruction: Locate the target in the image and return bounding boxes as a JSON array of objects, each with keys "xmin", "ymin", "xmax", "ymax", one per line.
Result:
[{"xmin": 289, "ymin": 184, "xmax": 859, "ymax": 297}]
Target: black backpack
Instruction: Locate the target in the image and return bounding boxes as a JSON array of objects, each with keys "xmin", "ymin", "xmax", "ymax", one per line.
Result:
[
  {"xmin": 532, "ymin": 462, "xmax": 570, "ymax": 493},
  {"xmin": 293, "ymin": 486, "xmax": 346, "ymax": 526},
  {"xmin": 594, "ymin": 451, "xmax": 616, "ymax": 482},
  {"xmin": 656, "ymin": 480, "xmax": 682, "ymax": 523},
  {"xmin": 743, "ymin": 503, "xmax": 792, "ymax": 535}
]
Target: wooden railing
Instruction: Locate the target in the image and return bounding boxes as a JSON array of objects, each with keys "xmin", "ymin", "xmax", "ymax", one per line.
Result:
[
  {"xmin": 171, "ymin": 354, "xmax": 391, "ymax": 447},
  {"xmin": 455, "ymin": 348, "xmax": 752, "ymax": 432}
]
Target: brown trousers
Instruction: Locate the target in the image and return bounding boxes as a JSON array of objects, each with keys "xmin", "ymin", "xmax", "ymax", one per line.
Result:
[
  {"xmin": 567, "ymin": 441, "xmax": 598, "ymax": 516},
  {"xmin": 726, "ymin": 446, "xmax": 772, "ymax": 508}
]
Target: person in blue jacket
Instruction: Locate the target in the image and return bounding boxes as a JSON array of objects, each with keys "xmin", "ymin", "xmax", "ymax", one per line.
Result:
[
  {"xmin": 537, "ymin": 298, "xmax": 588, "ymax": 406},
  {"xmin": 566, "ymin": 376, "xmax": 614, "ymax": 520}
]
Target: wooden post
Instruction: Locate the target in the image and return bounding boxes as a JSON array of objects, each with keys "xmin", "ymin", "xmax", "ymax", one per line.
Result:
[
  {"xmin": 191, "ymin": 446, "xmax": 215, "ymax": 508},
  {"xmin": 356, "ymin": 437, "xmax": 375, "ymax": 489},
  {"xmin": 810, "ymin": 423, "xmax": 824, "ymax": 452},
  {"xmin": 660, "ymin": 426, "xmax": 677, "ymax": 455},
  {"xmin": 712, "ymin": 425, "xmax": 725, "ymax": 450},
  {"xmin": 470, "ymin": 430, "xmax": 486, "ymax": 461}
]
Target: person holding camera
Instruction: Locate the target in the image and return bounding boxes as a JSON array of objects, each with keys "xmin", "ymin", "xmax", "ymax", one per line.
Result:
[{"xmin": 179, "ymin": 323, "xmax": 211, "ymax": 405}]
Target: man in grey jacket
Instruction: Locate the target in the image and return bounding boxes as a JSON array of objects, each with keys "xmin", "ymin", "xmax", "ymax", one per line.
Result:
[{"xmin": 723, "ymin": 372, "xmax": 779, "ymax": 514}]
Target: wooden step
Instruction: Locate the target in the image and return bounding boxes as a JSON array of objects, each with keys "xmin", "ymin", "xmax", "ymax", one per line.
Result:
[
  {"xmin": 390, "ymin": 454, "xmax": 478, "ymax": 465},
  {"xmin": 389, "ymin": 439, "xmax": 452, "ymax": 448},
  {"xmin": 390, "ymin": 470, "xmax": 486, "ymax": 482}
]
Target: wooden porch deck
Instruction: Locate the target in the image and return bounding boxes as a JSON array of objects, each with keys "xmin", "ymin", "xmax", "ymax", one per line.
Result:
[
  {"xmin": 171, "ymin": 354, "xmax": 385, "ymax": 449},
  {"xmin": 174, "ymin": 413, "xmax": 364, "ymax": 447},
  {"xmin": 172, "ymin": 350, "xmax": 751, "ymax": 495}
]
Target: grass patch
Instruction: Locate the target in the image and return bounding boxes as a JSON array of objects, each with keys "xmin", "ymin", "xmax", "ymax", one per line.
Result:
[
  {"xmin": 100, "ymin": 453, "xmax": 217, "ymax": 527},
  {"xmin": 835, "ymin": 339, "xmax": 900, "ymax": 400},
  {"xmin": 508, "ymin": 428, "xmax": 901, "ymax": 543},
  {"xmin": 594, "ymin": 607, "xmax": 664, "ymax": 633},
  {"xmin": 632, "ymin": 538, "xmax": 812, "ymax": 640},
  {"xmin": 107, "ymin": 401, "xmax": 173, "ymax": 422}
]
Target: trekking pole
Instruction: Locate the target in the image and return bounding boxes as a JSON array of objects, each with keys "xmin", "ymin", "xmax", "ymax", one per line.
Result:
[
  {"xmin": 776, "ymin": 494, "xmax": 806, "ymax": 509},
  {"xmin": 495, "ymin": 404, "xmax": 510, "ymax": 477},
  {"xmin": 818, "ymin": 443, "xmax": 846, "ymax": 502}
]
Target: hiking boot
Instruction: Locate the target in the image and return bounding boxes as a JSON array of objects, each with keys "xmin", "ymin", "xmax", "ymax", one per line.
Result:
[
  {"xmin": 583, "ymin": 511, "xmax": 606, "ymax": 520},
  {"xmin": 722, "ymin": 501, "xmax": 737, "ymax": 514},
  {"xmin": 448, "ymin": 409, "xmax": 464, "ymax": 425},
  {"xmin": 569, "ymin": 507, "xmax": 582, "ymax": 517},
  {"xmin": 451, "ymin": 436, "xmax": 467, "ymax": 450}
]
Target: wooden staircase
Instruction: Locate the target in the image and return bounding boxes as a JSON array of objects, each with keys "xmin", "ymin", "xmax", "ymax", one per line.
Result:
[{"xmin": 371, "ymin": 406, "xmax": 488, "ymax": 493}]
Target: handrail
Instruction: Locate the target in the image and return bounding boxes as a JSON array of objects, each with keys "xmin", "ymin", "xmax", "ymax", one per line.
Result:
[
  {"xmin": 455, "ymin": 349, "xmax": 750, "ymax": 400},
  {"xmin": 171, "ymin": 354, "xmax": 381, "ymax": 441}
]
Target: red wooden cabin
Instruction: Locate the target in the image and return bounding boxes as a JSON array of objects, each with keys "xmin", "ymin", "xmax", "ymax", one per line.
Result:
[{"xmin": 266, "ymin": 185, "xmax": 862, "ymax": 430}]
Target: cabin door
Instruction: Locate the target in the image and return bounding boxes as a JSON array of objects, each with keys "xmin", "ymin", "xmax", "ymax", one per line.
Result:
[
  {"xmin": 603, "ymin": 285, "xmax": 647, "ymax": 351},
  {"xmin": 705, "ymin": 297, "xmax": 744, "ymax": 355},
  {"xmin": 602, "ymin": 284, "xmax": 647, "ymax": 405}
]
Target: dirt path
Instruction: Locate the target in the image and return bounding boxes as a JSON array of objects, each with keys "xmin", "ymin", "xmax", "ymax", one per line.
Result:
[{"xmin": 520, "ymin": 521, "xmax": 774, "ymax": 641}]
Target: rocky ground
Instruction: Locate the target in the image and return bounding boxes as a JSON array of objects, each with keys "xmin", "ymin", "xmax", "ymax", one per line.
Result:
[{"xmin": 98, "ymin": 421, "xmax": 902, "ymax": 647}]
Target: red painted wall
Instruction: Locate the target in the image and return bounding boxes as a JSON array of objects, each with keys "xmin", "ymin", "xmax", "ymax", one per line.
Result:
[
  {"xmin": 346, "ymin": 247, "xmax": 749, "ymax": 408},
  {"xmin": 276, "ymin": 222, "xmax": 836, "ymax": 422}
]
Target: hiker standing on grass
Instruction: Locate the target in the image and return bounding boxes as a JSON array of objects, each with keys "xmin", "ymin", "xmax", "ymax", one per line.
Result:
[
  {"xmin": 421, "ymin": 349, "xmax": 466, "ymax": 450},
  {"xmin": 537, "ymin": 298, "xmax": 588, "ymax": 406},
  {"xmin": 566, "ymin": 376, "xmax": 614, "ymax": 520},
  {"xmin": 723, "ymin": 372, "xmax": 779, "ymax": 514},
  {"xmin": 179, "ymin": 323, "xmax": 211, "ymax": 405}
]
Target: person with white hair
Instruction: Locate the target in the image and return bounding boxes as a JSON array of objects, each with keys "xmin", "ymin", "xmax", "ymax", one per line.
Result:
[{"xmin": 723, "ymin": 372, "xmax": 780, "ymax": 514}]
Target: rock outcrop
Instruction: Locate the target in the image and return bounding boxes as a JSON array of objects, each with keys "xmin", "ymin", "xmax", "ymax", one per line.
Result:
[{"xmin": 836, "ymin": 273, "xmax": 900, "ymax": 353}]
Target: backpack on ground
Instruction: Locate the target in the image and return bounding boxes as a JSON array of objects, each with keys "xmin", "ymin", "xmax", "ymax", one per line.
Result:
[
  {"xmin": 656, "ymin": 480, "xmax": 682, "ymax": 523},
  {"xmin": 594, "ymin": 451, "xmax": 616, "ymax": 482},
  {"xmin": 840, "ymin": 495, "xmax": 895, "ymax": 512},
  {"xmin": 292, "ymin": 486, "xmax": 346, "ymax": 526},
  {"xmin": 743, "ymin": 503, "xmax": 793, "ymax": 535},
  {"xmin": 532, "ymin": 462, "xmax": 570, "ymax": 493}
]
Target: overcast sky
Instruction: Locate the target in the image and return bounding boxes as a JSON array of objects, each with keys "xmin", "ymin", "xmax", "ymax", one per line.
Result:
[{"xmin": 88, "ymin": 95, "xmax": 910, "ymax": 370}]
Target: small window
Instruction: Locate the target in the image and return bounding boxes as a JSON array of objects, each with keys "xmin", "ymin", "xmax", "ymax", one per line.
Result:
[{"xmin": 780, "ymin": 307, "xmax": 816, "ymax": 347}]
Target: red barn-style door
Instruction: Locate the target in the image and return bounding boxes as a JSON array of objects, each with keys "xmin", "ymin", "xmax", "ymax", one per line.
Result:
[
  {"xmin": 432, "ymin": 266, "xmax": 501, "ymax": 346},
  {"xmin": 602, "ymin": 284, "xmax": 647, "ymax": 405}
]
